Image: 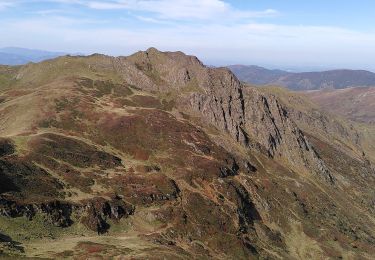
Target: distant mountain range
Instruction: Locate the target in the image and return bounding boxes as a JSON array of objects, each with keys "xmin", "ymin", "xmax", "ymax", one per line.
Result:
[
  {"xmin": 228, "ymin": 65, "xmax": 375, "ymax": 90},
  {"xmin": 0, "ymin": 47, "xmax": 68, "ymax": 65}
]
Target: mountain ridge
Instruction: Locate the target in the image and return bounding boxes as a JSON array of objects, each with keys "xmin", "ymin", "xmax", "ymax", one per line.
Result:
[
  {"xmin": 228, "ymin": 64, "xmax": 375, "ymax": 90},
  {"xmin": 0, "ymin": 49, "xmax": 374, "ymax": 259}
]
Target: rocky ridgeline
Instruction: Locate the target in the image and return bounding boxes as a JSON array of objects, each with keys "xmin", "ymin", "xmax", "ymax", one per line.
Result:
[{"xmin": 113, "ymin": 48, "xmax": 334, "ymax": 183}]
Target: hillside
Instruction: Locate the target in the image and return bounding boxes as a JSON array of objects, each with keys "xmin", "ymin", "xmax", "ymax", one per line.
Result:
[
  {"xmin": 229, "ymin": 65, "xmax": 375, "ymax": 90},
  {"xmin": 0, "ymin": 49, "xmax": 374, "ymax": 259},
  {"xmin": 305, "ymin": 87, "xmax": 375, "ymax": 124},
  {"xmin": 227, "ymin": 65, "xmax": 289, "ymax": 85}
]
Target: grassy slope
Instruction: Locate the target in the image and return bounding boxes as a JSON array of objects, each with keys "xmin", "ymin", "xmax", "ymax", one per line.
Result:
[
  {"xmin": 305, "ymin": 87, "xmax": 375, "ymax": 124},
  {"xmin": 0, "ymin": 66, "xmax": 20, "ymax": 92}
]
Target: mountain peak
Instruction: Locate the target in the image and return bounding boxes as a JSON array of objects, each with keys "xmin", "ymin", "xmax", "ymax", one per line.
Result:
[{"xmin": 145, "ymin": 47, "xmax": 160, "ymax": 53}]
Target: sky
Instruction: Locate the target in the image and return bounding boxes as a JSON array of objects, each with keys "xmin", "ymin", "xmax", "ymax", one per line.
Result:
[{"xmin": 0, "ymin": 0, "xmax": 375, "ymax": 71}]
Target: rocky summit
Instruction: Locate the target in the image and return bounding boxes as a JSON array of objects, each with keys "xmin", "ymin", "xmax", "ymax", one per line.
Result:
[{"xmin": 0, "ymin": 48, "xmax": 374, "ymax": 259}]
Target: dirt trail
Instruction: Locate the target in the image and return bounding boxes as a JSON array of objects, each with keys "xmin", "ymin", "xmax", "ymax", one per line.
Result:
[{"xmin": 24, "ymin": 231, "xmax": 156, "ymax": 258}]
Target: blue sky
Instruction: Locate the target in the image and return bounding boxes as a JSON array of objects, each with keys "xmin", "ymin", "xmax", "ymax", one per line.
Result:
[{"xmin": 1, "ymin": 0, "xmax": 375, "ymax": 70}]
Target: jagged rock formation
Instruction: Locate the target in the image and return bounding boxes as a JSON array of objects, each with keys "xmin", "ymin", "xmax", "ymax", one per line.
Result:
[{"xmin": 115, "ymin": 48, "xmax": 334, "ymax": 183}]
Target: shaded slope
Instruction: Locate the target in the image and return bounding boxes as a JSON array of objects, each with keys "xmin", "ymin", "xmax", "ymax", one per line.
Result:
[{"xmin": 258, "ymin": 86, "xmax": 375, "ymax": 210}]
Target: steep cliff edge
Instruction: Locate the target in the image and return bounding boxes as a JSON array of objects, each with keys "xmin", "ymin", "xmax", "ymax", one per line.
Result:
[{"xmin": 116, "ymin": 48, "xmax": 333, "ymax": 183}]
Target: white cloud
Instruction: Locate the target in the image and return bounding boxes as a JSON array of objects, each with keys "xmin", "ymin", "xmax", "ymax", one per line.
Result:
[
  {"xmin": 134, "ymin": 15, "xmax": 170, "ymax": 24},
  {"xmin": 2, "ymin": 14, "xmax": 375, "ymax": 70},
  {"xmin": 0, "ymin": 1, "xmax": 15, "ymax": 10},
  {"xmin": 32, "ymin": 9, "xmax": 66, "ymax": 15},
  {"xmin": 84, "ymin": 0, "xmax": 278, "ymax": 21},
  {"xmin": 1, "ymin": 0, "xmax": 279, "ymax": 22},
  {"xmin": 1, "ymin": 0, "xmax": 374, "ymax": 70}
]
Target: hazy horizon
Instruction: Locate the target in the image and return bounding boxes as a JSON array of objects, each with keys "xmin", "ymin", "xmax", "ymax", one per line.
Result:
[
  {"xmin": 2, "ymin": 45, "xmax": 375, "ymax": 73},
  {"xmin": 1, "ymin": 0, "xmax": 375, "ymax": 70}
]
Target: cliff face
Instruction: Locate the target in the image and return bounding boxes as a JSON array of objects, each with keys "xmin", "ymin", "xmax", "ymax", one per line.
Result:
[
  {"xmin": 189, "ymin": 74, "xmax": 334, "ymax": 182},
  {"xmin": 116, "ymin": 48, "xmax": 333, "ymax": 183}
]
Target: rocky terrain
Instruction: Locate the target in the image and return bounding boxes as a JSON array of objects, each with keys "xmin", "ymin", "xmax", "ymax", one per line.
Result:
[
  {"xmin": 0, "ymin": 48, "xmax": 374, "ymax": 259},
  {"xmin": 229, "ymin": 65, "xmax": 375, "ymax": 90}
]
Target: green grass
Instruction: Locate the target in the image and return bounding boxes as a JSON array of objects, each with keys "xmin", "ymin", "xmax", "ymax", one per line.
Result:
[
  {"xmin": 0, "ymin": 66, "xmax": 19, "ymax": 92},
  {"xmin": 11, "ymin": 55, "xmax": 123, "ymax": 89},
  {"xmin": 11, "ymin": 135, "xmax": 31, "ymax": 155},
  {"xmin": 0, "ymin": 215, "xmax": 93, "ymax": 243},
  {"xmin": 105, "ymin": 218, "xmax": 132, "ymax": 234}
]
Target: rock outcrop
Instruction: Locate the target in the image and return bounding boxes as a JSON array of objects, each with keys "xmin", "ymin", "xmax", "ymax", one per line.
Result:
[
  {"xmin": 115, "ymin": 48, "xmax": 334, "ymax": 183},
  {"xmin": 0, "ymin": 197, "xmax": 135, "ymax": 233}
]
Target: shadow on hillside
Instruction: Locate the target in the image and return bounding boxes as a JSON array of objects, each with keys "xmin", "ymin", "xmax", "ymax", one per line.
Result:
[{"xmin": 0, "ymin": 233, "xmax": 25, "ymax": 253}]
